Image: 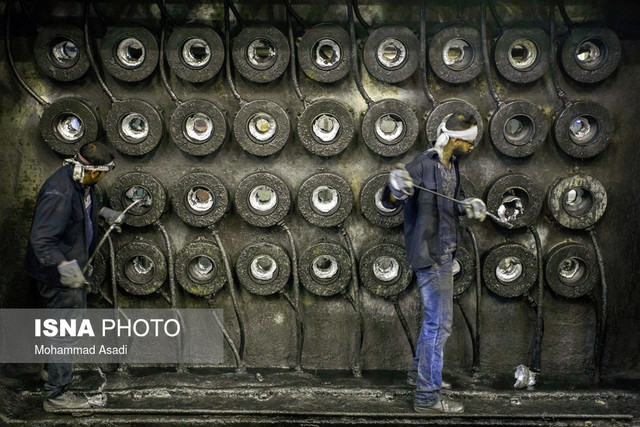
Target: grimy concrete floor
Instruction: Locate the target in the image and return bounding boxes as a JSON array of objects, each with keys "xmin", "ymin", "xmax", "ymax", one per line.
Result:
[{"xmin": 1, "ymin": 367, "xmax": 639, "ymax": 425}]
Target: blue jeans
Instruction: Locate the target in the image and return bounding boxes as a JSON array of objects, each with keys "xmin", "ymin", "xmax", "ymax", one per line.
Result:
[{"xmin": 411, "ymin": 254, "xmax": 454, "ymax": 405}]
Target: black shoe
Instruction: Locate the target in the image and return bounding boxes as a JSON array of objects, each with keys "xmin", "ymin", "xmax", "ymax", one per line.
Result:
[
  {"xmin": 43, "ymin": 392, "xmax": 91, "ymax": 412},
  {"xmin": 414, "ymin": 396, "xmax": 464, "ymax": 413},
  {"xmin": 407, "ymin": 371, "xmax": 451, "ymax": 389}
]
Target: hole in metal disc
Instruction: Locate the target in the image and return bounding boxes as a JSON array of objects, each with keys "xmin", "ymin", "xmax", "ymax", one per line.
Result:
[
  {"xmin": 313, "ymin": 38, "xmax": 341, "ymax": 68},
  {"xmin": 311, "ymin": 255, "xmax": 339, "ymax": 281},
  {"xmin": 376, "ymin": 38, "xmax": 407, "ymax": 69},
  {"xmin": 443, "ymin": 38, "xmax": 473, "ymax": 70},
  {"xmin": 562, "ymin": 187, "xmax": 594, "ymax": 217},
  {"xmin": 575, "ymin": 38, "xmax": 605, "ymax": 70},
  {"xmin": 503, "ymin": 114, "xmax": 534, "ymax": 146},
  {"xmin": 452, "ymin": 258, "xmax": 462, "ymax": 280},
  {"xmin": 184, "ymin": 112, "xmax": 213, "ymax": 143},
  {"xmin": 187, "ymin": 186, "xmax": 214, "ymax": 213},
  {"xmin": 247, "ymin": 38, "xmax": 277, "ymax": 69},
  {"xmin": 497, "ymin": 188, "xmax": 528, "ymax": 223},
  {"xmin": 375, "ymin": 114, "xmax": 404, "ymax": 143},
  {"xmin": 188, "ymin": 255, "xmax": 215, "ymax": 283},
  {"xmin": 374, "ymin": 187, "xmax": 399, "ymax": 214},
  {"xmin": 125, "ymin": 255, "xmax": 155, "ymax": 284},
  {"xmin": 182, "ymin": 38, "xmax": 211, "ymax": 68},
  {"xmin": 312, "ymin": 114, "xmax": 340, "ymax": 143},
  {"xmin": 116, "ymin": 37, "xmax": 145, "ymax": 68},
  {"xmin": 558, "ymin": 256, "xmax": 586, "ymax": 285},
  {"xmin": 508, "ymin": 38, "xmax": 538, "ymax": 70},
  {"xmin": 250, "ymin": 255, "xmax": 278, "ymax": 281},
  {"xmin": 311, "ymin": 185, "xmax": 340, "ymax": 215},
  {"xmin": 248, "ymin": 113, "xmax": 277, "ymax": 142},
  {"xmin": 120, "ymin": 113, "xmax": 149, "ymax": 142},
  {"xmin": 51, "ymin": 39, "xmax": 78, "ymax": 64},
  {"xmin": 124, "ymin": 185, "xmax": 153, "ymax": 215},
  {"xmin": 373, "ymin": 256, "xmax": 400, "ymax": 282},
  {"xmin": 495, "ymin": 256, "xmax": 523, "ymax": 283},
  {"xmin": 248, "ymin": 185, "xmax": 278, "ymax": 215},
  {"xmin": 55, "ymin": 114, "xmax": 84, "ymax": 142},
  {"xmin": 568, "ymin": 115, "xmax": 599, "ymax": 145}
]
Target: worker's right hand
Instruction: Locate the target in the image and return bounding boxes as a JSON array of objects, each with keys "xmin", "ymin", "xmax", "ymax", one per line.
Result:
[
  {"xmin": 389, "ymin": 166, "xmax": 414, "ymax": 197},
  {"xmin": 57, "ymin": 260, "xmax": 87, "ymax": 289},
  {"xmin": 462, "ymin": 198, "xmax": 487, "ymax": 221}
]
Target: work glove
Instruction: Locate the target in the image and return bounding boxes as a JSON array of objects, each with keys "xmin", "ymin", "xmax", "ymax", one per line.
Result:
[
  {"xmin": 462, "ymin": 198, "xmax": 487, "ymax": 222},
  {"xmin": 389, "ymin": 165, "xmax": 414, "ymax": 197},
  {"xmin": 57, "ymin": 260, "xmax": 87, "ymax": 289},
  {"xmin": 99, "ymin": 207, "xmax": 125, "ymax": 226}
]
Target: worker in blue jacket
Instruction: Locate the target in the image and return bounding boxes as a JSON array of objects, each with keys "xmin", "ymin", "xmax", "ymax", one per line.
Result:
[{"xmin": 383, "ymin": 113, "xmax": 486, "ymax": 413}]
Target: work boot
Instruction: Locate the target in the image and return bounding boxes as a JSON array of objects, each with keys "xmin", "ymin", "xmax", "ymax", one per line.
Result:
[
  {"xmin": 406, "ymin": 371, "xmax": 451, "ymax": 389},
  {"xmin": 43, "ymin": 392, "xmax": 92, "ymax": 412},
  {"xmin": 414, "ymin": 396, "xmax": 464, "ymax": 413}
]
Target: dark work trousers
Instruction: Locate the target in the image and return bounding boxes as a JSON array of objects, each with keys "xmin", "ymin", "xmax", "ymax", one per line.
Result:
[
  {"xmin": 411, "ymin": 254, "xmax": 454, "ymax": 405},
  {"xmin": 36, "ymin": 280, "xmax": 86, "ymax": 399}
]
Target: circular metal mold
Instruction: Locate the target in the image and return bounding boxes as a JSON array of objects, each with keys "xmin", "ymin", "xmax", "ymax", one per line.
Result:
[
  {"xmin": 108, "ymin": 171, "xmax": 167, "ymax": 227},
  {"xmin": 233, "ymin": 100, "xmax": 290, "ymax": 157},
  {"xmin": 40, "ymin": 97, "xmax": 101, "ymax": 156},
  {"xmin": 425, "ymin": 99, "xmax": 484, "ymax": 147},
  {"xmin": 100, "ymin": 26, "xmax": 158, "ymax": 82},
  {"xmin": 298, "ymin": 24, "xmax": 351, "ymax": 83},
  {"xmin": 561, "ymin": 26, "xmax": 621, "ymax": 83},
  {"xmin": 482, "ymin": 243, "xmax": 537, "ymax": 298},
  {"xmin": 297, "ymin": 100, "xmax": 354, "ymax": 157},
  {"xmin": 363, "ymin": 26, "xmax": 419, "ymax": 83},
  {"xmin": 546, "ymin": 173, "xmax": 607, "ymax": 230},
  {"xmin": 34, "ymin": 25, "xmax": 90, "ymax": 81},
  {"xmin": 115, "ymin": 240, "xmax": 167, "ymax": 295},
  {"xmin": 360, "ymin": 172, "xmax": 404, "ymax": 228},
  {"xmin": 175, "ymin": 240, "xmax": 226, "ymax": 296},
  {"xmin": 359, "ymin": 244, "xmax": 412, "ymax": 297},
  {"xmin": 485, "ymin": 173, "xmax": 542, "ymax": 229},
  {"xmin": 299, "ymin": 242, "xmax": 351, "ymax": 297},
  {"xmin": 362, "ymin": 99, "xmax": 418, "ymax": 157},
  {"xmin": 236, "ymin": 242, "xmax": 290, "ymax": 295},
  {"xmin": 232, "ymin": 25, "xmax": 290, "ymax": 83},
  {"xmin": 166, "ymin": 25, "xmax": 224, "ymax": 83},
  {"xmin": 494, "ymin": 27, "xmax": 549, "ymax": 84},
  {"xmin": 453, "ymin": 246, "xmax": 475, "ymax": 297},
  {"xmin": 429, "ymin": 25, "xmax": 482, "ymax": 84},
  {"xmin": 544, "ymin": 242, "xmax": 597, "ymax": 299},
  {"xmin": 171, "ymin": 172, "xmax": 228, "ymax": 227},
  {"xmin": 170, "ymin": 99, "xmax": 227, "ymax": 156},
  {"xmin": 297, "ymin": 173, "xmax": 353, "ymax": 227},
  {"xmin": 489, "ymin": 100, "xmax": 548, "ymax": 158},
  {"xmin": 87, "ymin": 245, "xmax": 108, "ymax": 295},
  {"xmin": 235, "ymin": 172, "xmax": 290, "ymax": 228},
  {"xmin": 106, "ymin": 99, "xmax": 163, "ymax": 156},
  {"xmin": 553, "ymin": 101, "xmax": 612, "ymax": 159}
]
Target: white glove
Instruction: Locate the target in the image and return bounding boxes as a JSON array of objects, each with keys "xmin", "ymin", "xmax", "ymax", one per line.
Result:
[
  {"xmin": 57, "ymin": 260, "xmax": 87, "ymax": 288},
  {"xmin": 462, "ymin": 198, "xmax": 487, "ymax": 221},
  {"xmin": 389, "ymin": 166, "xmax": 414, "ymax": 197}
]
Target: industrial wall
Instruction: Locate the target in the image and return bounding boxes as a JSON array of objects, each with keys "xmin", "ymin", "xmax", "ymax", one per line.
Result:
[{"xmin": 1, "ymin": 0, "xmax": 639, "ymax": 387}]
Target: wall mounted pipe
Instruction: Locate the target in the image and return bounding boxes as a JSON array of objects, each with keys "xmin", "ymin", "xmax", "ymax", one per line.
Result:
[
  {"xmin": 207, "ymin": 296, "xmax": 243, "ymax": 372},
  {"xmin": 280, "ymin": 222, "xmax": 304, "ymax": 372},
  {"xmin": 158, "ymin": 0, "xmax": 182, "ymax": 106},
  {"xmin": 360, "ymin": 172, "xmax": 404, "ymax": 228},
  {"xmin": 588, "ymin": 227, "xmax": 608, "ymax": 384},
  {"xmin": 347, "ymin": 0, "xmax": 373, "ymax": 106},
  {"xmin": 285, "ymin": 7, "xmax": 307, "ymax": 109},
  {"xmin": 419, "ymin": 0, "xmax": 438, "ymax": 109},
  {"xmin": 528, "ymin": 225, "xmax": 544, "ymax": 374},
  {"xmin": 464, "ymin": 226, "xmax": 482, "ymax": 373},
  {"xmin": 34, "ymin": 25, "xmax": 90, "ymax": 82},
  {"xmin": 390, "ymin": 295, "xmax": 416, "ymax": 357},
  {"xmin": 341, "ymin": 227, "xmax": 363, "ymax": 377},
  {"xmin": 223, "ymin": 0, "xmax": 245, "ymax": 105}
]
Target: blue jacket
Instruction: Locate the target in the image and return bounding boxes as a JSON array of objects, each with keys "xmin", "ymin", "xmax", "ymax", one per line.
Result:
[
  {"xmin": 383, "ymin": 151, "xmax": 466, "ymax": 271},
  {"xmin": 25, "ymin": 165, "xmax": 99, "ymax": 284}
]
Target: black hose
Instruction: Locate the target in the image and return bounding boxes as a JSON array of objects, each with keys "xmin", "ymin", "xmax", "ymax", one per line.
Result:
[
  {"xmin": 419, "ymin": 0, "xmax": 438, "ymax": 109},
  {"xmin": 206, "ymin": 297, "xmax": 244, "ymax": 371},
  {"xmin": 347, "ymin": 0, "xmax": 374, "ymax": 106},
  {"xmin": 211, "ymin": 227, "xmax": 246, "ymax": 366},
  {"xmin": 90, "ymin": 0, "xmax": 109, "ymax": 27},
  {"xmin": 286, "ymin": 7, "xmax": 307, "ymax": 108},
  {"xmin": 5, "ymin": 0, "xmax": 48, "ymax": 106},
  {"xmin": 224, "ymin": 0, "xmax": 246, "ymax": 106},
  {"xmin": 353, "ymin": 0, "xmax": 374, "ymax": 31},
  {"xmin": 159, "ymin": 0, "xmax": 182, "ymax": 106},
  {"xmin": 488, "ymin": 0, "xmax": 505, "ymax": 32},
  {"xmin": 17, "ymin": 0, "xmax": 41, "ymax": 31},
  {"xmin": 228, "ymin": 0, "xmax": 245, "ymax": 28},
  {"xmin": 341, "ymin": 226, "xmax": 363, "ymax": 378},
  {"xmin": 558, "ymin": 0, "xmax": 575, "ymax": 29},
  {"xmin": 481, "ymin": 0, "xmax": 504, "ymax": 109},
  {"xmin": 549, "ymin": 0, "xmax": 570, "ymax": 107},
  {"xmin": 154, "ymin": 0, "xmax": 175, "ymax": 28},
  {"xmin": 280, "ymin": 222, "xmax": 304, "ymax": 372},
  {"xmin": 588, "ymin": 227, "xmax": 607, "ymax": 383},
  {"xmin": 107, "ymin": 234, "xmax": 118, "ymax": 309},
  {"xmin": 391, "ymin": 296, "xmax": 416, "ymax": 356},
  {"xmin": 84, "ymin": 0, "xmax": 119, "ymax": 103},
  {"xmin": 465, "ymin": 226, "xmax": 481, "ymax": 373},
  {"xmin": 283, "ymin": 0, "xmax": 306, "ymax": 30},
  {"xmin": 528, "ymin": 225, "xmax": 544, "ymax": 373},
  {"xmin": 589, "ymin": 292, "xmax": 602, "ymax": 382},
  {"xmin": 455, "ymin": 297, "xmax": 476, "ymax": 372}
]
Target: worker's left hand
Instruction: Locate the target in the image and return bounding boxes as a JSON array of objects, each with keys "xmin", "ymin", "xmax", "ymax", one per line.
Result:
[
  {"xmin": 462, "ymin": 198, "xmax": 487, "ymax": 221},
  {"xmin": 99, "ymin": 207, "xmax": 126, "ymax": 229}
]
